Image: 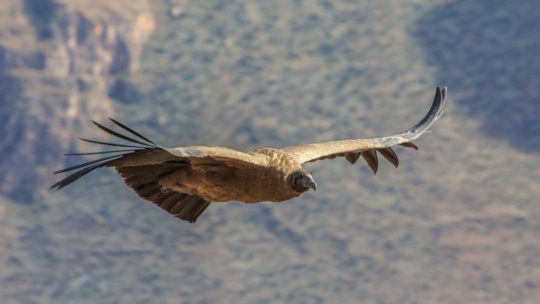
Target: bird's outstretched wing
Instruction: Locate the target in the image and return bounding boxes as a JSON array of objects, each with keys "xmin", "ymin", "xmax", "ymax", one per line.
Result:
[
  {"xmin": 51, "ymin": 119, "xmax": 264, "ymax": 223},
  {"xmin": 282, "ymin": 86, "xmax": 447, "ymax": 173},
  {"xmin": 116, "ymin": 163, "xmax": 210, "ymax": 223}
]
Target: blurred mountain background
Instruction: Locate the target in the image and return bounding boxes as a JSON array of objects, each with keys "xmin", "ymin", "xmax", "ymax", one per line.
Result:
[{"xmin": 0, "ymin": 0, "xmax": 539, "ymax": 303}]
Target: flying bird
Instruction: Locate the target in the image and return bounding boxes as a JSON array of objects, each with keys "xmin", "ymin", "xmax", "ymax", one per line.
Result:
[{"xmin": 52, "ymin": 86, "xmax": 447, "ymax": 223}]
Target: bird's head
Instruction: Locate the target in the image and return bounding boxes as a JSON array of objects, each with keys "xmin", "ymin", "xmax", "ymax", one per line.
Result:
[{"xmin": 291, "ymin": 170, "xmax": 317, "ymax": 193}]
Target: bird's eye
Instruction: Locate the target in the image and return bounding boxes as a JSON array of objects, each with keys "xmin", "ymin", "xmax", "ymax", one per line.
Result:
[{"xmin": 292, "ymin": 173, "xmax": 303, "ymax": 185}]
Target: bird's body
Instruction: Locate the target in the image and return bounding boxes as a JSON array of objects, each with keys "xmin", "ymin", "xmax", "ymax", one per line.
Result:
[
  {"xmin": 157, "ymin": 148, "xmax": 303, "ymax": 203},
  {"xmin": 52, "ymin": 87, "xmax": 447, "ymax": 223}
]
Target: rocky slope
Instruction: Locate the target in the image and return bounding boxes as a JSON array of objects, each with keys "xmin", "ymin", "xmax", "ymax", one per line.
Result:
[
  {"xmin": 1, "ymin": 0, "xmax": 540, "ymax": 303},
  {"xmin": 0, "ymin": 0, "xmax": 154, "ymax": 202}
]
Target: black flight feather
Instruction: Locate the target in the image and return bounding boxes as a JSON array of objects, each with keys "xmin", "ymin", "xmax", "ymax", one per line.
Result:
[
  {"xmin": 52, "ymin": 120, "xmax": 160, "ymax": 190},
  {"xmin": 50, "ymin": 157, "xmax": 120, "ymax": 190},
  {"xmin": 108, "ymin": 118, "xmax": 157, "ymax": 146},
  {"xmin": 53, "ymin": 154, "xmax": 124, "ymax": 174},
  {"xmin": 64, "ymin": 149, "xmax": 138, "ymax": 156},
  {"xmin": 405, "ymin": 86, "xmax": 446, "ymax": 134},
  {"xmin": 92, "ymin": 120, "xmax": 155, "ymax": 148},
  {"xmin": 377, "ymin": 147, "xmax": 399, "ymax": 167},
  {"xmin": 79, "ymin": 138, "xmax": 148, "ymax": 149}
]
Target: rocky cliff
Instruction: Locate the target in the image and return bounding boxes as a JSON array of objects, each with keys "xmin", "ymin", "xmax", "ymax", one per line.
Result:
[{"xmin": 0, "ymin": 0, "xmax": 154, "ymax": 202}]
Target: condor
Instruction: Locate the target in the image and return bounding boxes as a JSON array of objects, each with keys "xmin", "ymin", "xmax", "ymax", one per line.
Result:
[{"xmin": 52, "ymin": 87, "xmax": 447, "ymax": 223}]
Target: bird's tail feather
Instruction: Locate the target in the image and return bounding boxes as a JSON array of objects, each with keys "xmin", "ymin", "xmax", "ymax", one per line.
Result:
[{"xmin": 51, "ymin": 120, "xmax": 160, "ymax": 190}]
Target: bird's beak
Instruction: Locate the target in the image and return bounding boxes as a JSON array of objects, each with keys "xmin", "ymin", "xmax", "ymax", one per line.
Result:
[{"xmin": 308, "ymin": 176, "xmax": 317, "ymax": 191}]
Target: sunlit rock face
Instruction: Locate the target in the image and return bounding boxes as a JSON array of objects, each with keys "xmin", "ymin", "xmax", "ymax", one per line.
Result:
[{"xmin": 0, "ymin": 0, "xmax": 154, "ymax": 202}]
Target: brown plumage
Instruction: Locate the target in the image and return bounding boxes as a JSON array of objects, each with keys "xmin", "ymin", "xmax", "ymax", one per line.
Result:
[{"xmin": 52, "ymin": 86, "xmax": 447, "ymax": 223}]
